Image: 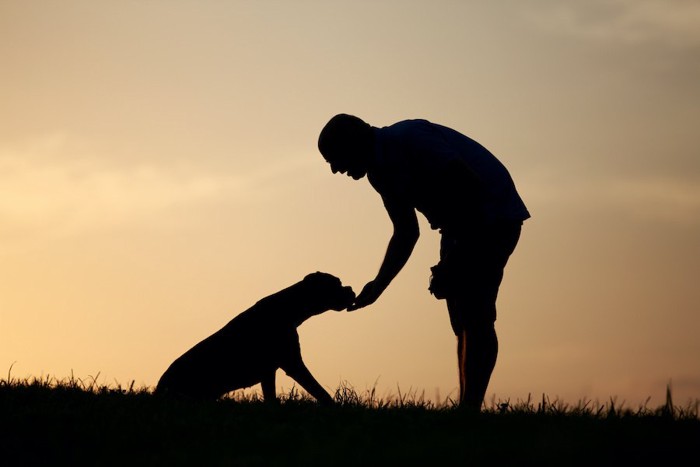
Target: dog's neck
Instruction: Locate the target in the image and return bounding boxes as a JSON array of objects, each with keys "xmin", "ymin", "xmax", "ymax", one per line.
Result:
[
  {"xmin": 290, "ymin": 305, "xmax": 328, "ymax": 327},
  {"xmin": 254, "ymin": 281, "xmax": 330, "ymax": 328}
]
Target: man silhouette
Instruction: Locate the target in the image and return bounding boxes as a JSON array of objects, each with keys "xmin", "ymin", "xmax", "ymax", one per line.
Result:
[{"xmin": 318, "ymin": 114, "xmax": 530, "ymax": 410}]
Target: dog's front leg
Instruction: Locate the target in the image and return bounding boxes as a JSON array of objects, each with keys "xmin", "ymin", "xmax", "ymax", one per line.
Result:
[
  {"xmin": 260, "ymin": 370, "xmax": 278, "ymax": 404},
  {"xmin": 282, "ymin": 360, "xmax": 334, "ymax": 406}
]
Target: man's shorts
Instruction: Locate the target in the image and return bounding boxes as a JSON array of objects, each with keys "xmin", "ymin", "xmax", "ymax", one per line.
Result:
[{"xmin": 438, "ymin": 221, "xmax": 522, "ymax": 333}]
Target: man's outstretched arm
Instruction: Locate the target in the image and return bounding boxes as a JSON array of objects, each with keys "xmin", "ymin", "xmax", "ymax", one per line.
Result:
[{"xmin": 349, "ymin": 198, "xmax": 419, "ymax": 311}]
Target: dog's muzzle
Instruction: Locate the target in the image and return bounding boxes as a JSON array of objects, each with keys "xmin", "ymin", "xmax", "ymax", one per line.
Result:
[{"xmin": 333, "ymin": 286, "xmax": 356, "ymax": 311}]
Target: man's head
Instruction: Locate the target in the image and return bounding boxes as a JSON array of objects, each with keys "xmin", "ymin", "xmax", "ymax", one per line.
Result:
[{"xmin": 318, "ymin": 114, "xmax": 375, "ymax": 180}]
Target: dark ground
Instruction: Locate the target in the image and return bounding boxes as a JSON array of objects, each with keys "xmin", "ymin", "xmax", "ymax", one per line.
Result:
[{"xmin": 2, "ymin": 379, "xmax": 698, "ymax": 466}]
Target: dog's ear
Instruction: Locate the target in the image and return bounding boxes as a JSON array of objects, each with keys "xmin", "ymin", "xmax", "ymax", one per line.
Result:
[
  {"xmin": 303, "ymin": 272, "xmax": 347, "ymax": 293},
  {"xmin": 303, "ymin": 271, "xmax": 324, "ymax": 283},
  {"xmin": 303, "ymin": 271, "xmax": 338, "ymax": 284},
  {"xmin": 304, "ymin": 271, "xmax": 321, "ymax": 280}
]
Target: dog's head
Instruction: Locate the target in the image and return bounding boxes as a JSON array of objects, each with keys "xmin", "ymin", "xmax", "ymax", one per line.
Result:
[{"xmin": 302, "ymin": 271, "xmax": 356, "ymax": 312}]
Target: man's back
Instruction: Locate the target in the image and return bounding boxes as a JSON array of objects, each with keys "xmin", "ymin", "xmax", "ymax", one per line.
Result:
[{"xmin": 369, "ymin": 119, "xmax": 530, "ymax": 229}]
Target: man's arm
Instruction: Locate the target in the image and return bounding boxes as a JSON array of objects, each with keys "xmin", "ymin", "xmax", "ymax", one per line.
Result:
[{"xmin": 349, "ymin": 198, "xmax": 419, "ymax": 311}]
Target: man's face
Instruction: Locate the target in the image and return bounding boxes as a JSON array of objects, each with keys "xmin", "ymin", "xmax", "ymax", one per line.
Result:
[
  {"xmin": 328, "ymin": 160, "xmax": 366, "ymax": 180},
  {"xmin": 327, "ymin": 151, "xmax": 367, "ymax": 180}
]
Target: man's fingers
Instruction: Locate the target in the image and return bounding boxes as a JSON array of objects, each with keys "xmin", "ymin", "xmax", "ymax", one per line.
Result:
[
  {"xmin": 347, "ymin": 281, "xmax": 380, "ymax": 311},
  {"xmin": 347, "ymin": 295, "xmax": 371, "ymax": 311},
  {"xmin": 347, "ymin": 301, "xmax": 365, "ymax": 312}
]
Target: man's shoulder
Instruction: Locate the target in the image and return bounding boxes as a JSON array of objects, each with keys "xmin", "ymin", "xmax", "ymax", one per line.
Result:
[
  {"xmin": 378, "ymin": 119, "xmax": 432, "ymax": 135},
  {"xmin": 375, "ymin": 119, "xmax": 438, "ymax": 156}
]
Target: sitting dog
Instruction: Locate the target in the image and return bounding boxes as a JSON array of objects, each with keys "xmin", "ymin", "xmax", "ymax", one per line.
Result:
[{"xmin": 155, "ymin": 272, "xmax": 355, "ymax": 404}]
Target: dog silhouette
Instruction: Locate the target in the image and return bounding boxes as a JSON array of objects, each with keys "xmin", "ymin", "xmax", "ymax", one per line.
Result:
[{"xmin": 155, "ymin": 272, "xmax": 355, "ymax": 404}]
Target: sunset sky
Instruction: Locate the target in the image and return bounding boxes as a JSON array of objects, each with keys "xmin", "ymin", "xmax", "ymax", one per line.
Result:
[{"xmin": 2, "ymin": 0, "xmax": 699, "ymax": 407}]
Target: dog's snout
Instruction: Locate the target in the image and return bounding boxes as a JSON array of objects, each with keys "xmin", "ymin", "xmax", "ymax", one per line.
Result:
[{"xmin": 330, "ymin": 285, "xmax": 355, "ymax": 311}]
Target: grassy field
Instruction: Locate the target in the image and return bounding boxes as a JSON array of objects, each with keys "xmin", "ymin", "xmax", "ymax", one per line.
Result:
[{"xmin": 2, "ymin": 374, "xmax": 698, "ymax": 466}]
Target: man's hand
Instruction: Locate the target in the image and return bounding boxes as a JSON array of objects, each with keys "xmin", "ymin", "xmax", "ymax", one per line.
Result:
[
  {"xmin": 347, "ymin": 280, "xmax": 383, "ymax": 311},
  {"xmin": 347, "ymin": 200, "xmax": 416, "ymax": 312}
]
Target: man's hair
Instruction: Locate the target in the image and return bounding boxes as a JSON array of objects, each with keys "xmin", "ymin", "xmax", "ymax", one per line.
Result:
[{"xmin": 318, "ymin": 114, "xmax": 373, "ymax": 161}]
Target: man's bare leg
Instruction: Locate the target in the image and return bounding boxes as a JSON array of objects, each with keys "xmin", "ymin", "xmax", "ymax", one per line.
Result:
[
  {"xmin": 460, "ymin": 323, "xmax": 498, "ymax": 410},
  {"xmin": 457, "ymin": 330, "xmax": 467, "ymax": 403}
]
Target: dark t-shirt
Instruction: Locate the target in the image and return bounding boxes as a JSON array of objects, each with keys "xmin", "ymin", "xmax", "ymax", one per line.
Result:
[{"xmin": 368, "ymin": 119, "xmax": 530, "ymax": 231}]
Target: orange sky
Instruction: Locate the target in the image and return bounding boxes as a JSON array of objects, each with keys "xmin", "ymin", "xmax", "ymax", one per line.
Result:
[{"xmin": 1, "ymin": 1, "xmax": 699, "ymax": 407}]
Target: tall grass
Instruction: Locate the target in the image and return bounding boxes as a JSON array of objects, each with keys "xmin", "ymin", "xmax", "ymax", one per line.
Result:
[
  {"xmin": 2, "ymin": 369, "xmax": 698, "ymax": 420},
  {"xmin": 2, "ymin": 371, "xmax": 698, "ymax": 466}
]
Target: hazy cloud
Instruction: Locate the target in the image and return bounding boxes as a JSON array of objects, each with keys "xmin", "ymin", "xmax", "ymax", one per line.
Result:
[
  {"xmin": 524, "ymin": 0, "xmax": 700, "ymax": 48},
  {"xmin": 0, "ymin": 134, "xmax": 312, "ymax": 250},
  {"xmin": 609, "ymin": 176, "xmax": 700, "ymax": 224},
  {"xmin": 522, "ymin": 168, "xmax": 700, "ymax": 225},
  {"xmin": 0, "ymin": 158, "xmax": 222, "ymax": 243}
]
